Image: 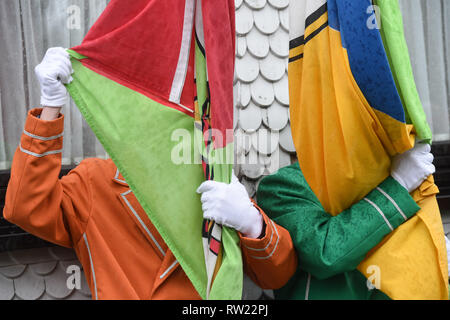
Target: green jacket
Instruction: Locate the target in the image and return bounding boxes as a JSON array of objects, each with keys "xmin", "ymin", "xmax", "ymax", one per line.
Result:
[{"xmin": 257, "ymin": 163, "xmax": 420, "ymax": 300}]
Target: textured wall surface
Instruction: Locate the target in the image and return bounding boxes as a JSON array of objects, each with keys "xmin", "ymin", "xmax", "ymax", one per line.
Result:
[
  {"xmin": 0, "ymin": 247, "xmax": 91, "ymax": 300},
  {"xmin": 234, "ymin": 0, "xmax": 297, "ymax": 198}
]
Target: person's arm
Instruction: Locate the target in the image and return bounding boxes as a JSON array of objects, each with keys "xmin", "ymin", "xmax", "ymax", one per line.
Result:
[
  {"xmin": 4, "ymin": 109, "xmax": 92, "ymax": 247},
  {"xmin": 256, "ymin": 160, "xmax": 426, "ymax": 280},
  {"xmin": 41, "ymin": 107, "xmax": 62, "ymax": 120},
  {"xmin": 239, "ymin": 203, "xmax": 298, "ymax": 290},
  {"xmin": 197, "ymin": 174, "xmax": 298, "ymax": 290},
  {"xmin": 3, "ymin": 47, "xmax": 89, "ymax": 247}
]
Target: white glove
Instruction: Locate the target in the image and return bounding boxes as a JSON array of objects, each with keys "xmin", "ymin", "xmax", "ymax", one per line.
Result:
[
  {"xmin": 197, "ymin": 174, "xmax": 264, "ymax": 239},
  {"xmin": 35, "ymin": 47, "xmax": 73, "ymax": 107},
  {"xmin": 391, "ymin": 142, "xmax": 435, "ymax": 193}
]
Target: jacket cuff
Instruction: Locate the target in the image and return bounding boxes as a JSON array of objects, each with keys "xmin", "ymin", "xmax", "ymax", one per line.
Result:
[
  {"xmin": 25, "ymin": 108, "xmax": 64, "ymax": 136},
  {"xmin": 240, "ymin": 204, "xmax": 280, "ymax": 259},
  {"xmin": 365, "ymin": 176, "xmax": 421, "ymax": 230},
  {"xmin": 20, "ymin": 108, "xmax": 64, "ymax": 157}
]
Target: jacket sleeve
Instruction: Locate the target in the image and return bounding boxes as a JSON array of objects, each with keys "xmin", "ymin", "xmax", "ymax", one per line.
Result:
[
  {"xmin": 4, "ymin": 108, "xmax": 92, "ymax": 248},
  {"xmin": 239, "ymin": 202, "xmax": 298, "ymax": 290},
  {"xmin": 256, "ymin": 164, "xmax": 421, "ymax": 280}
]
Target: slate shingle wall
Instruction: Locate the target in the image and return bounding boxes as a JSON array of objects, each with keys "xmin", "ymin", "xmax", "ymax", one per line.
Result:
[
  {"xmin": 0, "ymin": 247, "xmax": 91, "ymax": 300},
  {"xmin": 234, "ymin": 0, "xmax": 297, "ymax": 199}
]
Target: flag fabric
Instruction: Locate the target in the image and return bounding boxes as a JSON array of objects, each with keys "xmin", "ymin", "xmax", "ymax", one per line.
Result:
[
  {"xmin": 374, "ymin": 0, "xmax": 433, "ymax": 143},
  {"xmin": 193, "ymin": 1, "xmax": 237, "ymax": 298},
  {"xmin": 66, "ymin": 0, "xmax": 242, "ymax": 300},
  {"xmin": 289, "ymin": 0, "xmax": 448, "ymax": 299}
]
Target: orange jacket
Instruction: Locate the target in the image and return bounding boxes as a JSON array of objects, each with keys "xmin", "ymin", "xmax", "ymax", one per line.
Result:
[{"xmin": 4, "ymin": 108, "xmax": 297, "ymax": 300}]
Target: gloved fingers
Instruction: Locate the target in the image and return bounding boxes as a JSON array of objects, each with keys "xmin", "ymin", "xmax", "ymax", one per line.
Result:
[
  {"xmin": 58, "ymin": 71, "xmax": 73, "ymax": 85},
  {"xmin": 197, "ymin": 180, "xmax": 221, "ymax": 194},
  {"xmin": 45, "ymin": 47, "xmax": 70, "ymax": 59},
  {"xmin": 200, "ymin": 191, "xmax": 216, "ymax": 206},
  {"xmin": 44, "ymin": 47, "xmax": 72, "ymax": 69},
  {"xmin": 199, "ymin": 189, "xmax": 223, "ymax": 213},
  {"xmin": 59, "ymin": 60, "xmax": 74, "ymax": 81},
  {"xmin": 55, "ymin": 68, "xmax": 72, "ymax": 84},
  {"xmin": 424, "ymin": 152, "xmax": 434, "ymax": 164},
  {"xmin": 35, "ymin": 61, "xmax": 72, "ymax": 84},
  {"xmin": 53, "ymin": 59, "xmax": 73, "ymax": 82},
  {"xmin": 240, "ymin": 208, "xmax": 264, "ymax": 239},
  {"xmin": 414, "ymin": 142, "xmax": 431, "ymax": 154},
  {"xmin": 202, "ymin": 209, "xmax": 224, "ymax": 225},
  {"xmin": 201, "ymin": 202, "xmax": 214, "ymax": 213},
  {"xmin": 425, "ymin": 163, "xmax": 436, "ymax": 176}
]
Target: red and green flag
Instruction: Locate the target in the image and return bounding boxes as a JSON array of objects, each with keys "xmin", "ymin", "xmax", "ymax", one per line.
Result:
[{"xmin": 66, "ymin": 0, "xmax": 241, "ymax": 300}]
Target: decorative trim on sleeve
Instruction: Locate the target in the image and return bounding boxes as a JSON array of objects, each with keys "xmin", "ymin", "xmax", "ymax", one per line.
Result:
[
  {"xmin": 376, "ymin": 187, "xmax": 407, "ymax": 221},
  {"xmin": 23, "ymin": 130, "xmax": 64, "ymax": 141},
  {"xmin": 19, "ymin": 144, "xmax": 63, "ymax": 158},
  {"xmin": 364, "ymin": 197, "xmax": 394, "ymax": 231},
  {"xmin": 247, "ymin": 220, "xmax": 280, "ymax": 260}
]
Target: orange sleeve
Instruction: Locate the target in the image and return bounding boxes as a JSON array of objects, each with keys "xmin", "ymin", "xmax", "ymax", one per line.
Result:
[
  {"xmin": 4, "ymin": 108, "xmax": 92, "ymax": 248},
  {"xmin": 240, "ymin": 202, "xmax": 298, "ymax": 290}
]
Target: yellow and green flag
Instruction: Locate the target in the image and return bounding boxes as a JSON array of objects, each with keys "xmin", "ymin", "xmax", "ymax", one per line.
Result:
[{"xmin": 289, "ymin": 0, "xmax": 447, "ymax": 299}]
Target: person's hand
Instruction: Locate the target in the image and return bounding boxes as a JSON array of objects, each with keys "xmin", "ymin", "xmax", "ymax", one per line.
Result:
[
  {"xmin": 35, "ymin": 47, "xmax": 73, "ymax": 108},
  {"xmin": 391, "ymin": 143, "xmax": 435, "ymax": 193},
  {"xmin": 197, "ymin": 174, "xmax": 264, "ymax": 239}
]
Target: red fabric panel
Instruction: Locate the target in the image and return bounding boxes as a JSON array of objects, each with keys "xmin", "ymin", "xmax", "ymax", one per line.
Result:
[
  {"xmin": 71, "ymin": 0, "xmax": 236, "ymax": 140},
  {"xmin": 71, "ymin": 0, "xmax": 188, "ymax": 108},
  {"xmin": 202, "ymin": 0, "xmax": 235, "ymax": 148}
]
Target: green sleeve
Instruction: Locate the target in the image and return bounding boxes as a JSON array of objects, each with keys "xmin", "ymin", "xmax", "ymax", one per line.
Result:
[{"xmin": 256, "ymin": 163, "xmax": 420, "ymax": 280}]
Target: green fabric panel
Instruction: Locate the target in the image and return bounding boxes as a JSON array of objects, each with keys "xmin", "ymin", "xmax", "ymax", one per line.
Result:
[
  {"xmin": 206, "ymin": 143, "xmax": 242, "ymax": 300},
  {"xmin": 193, "ymin": 41, "xmax": 243, "ymax": 299},
  {"xmin": 257, "ymin": 163, "xmax": 420, "ymax": 299},
  {"xmin": 66, "ymin": 55, "xmax": 241, "ymax": 299},
  {"xmin": 374, "ymin": 0, "xmax": 432, "ymax": 143},
  {"xmin": 275, "ymin": 268, "xmax": 390, "ymax": 300},
  {"xmin": 210, "ymin": 224, "xmax": 243, "ymax": 300},
  {"xmin": 195, "ymin": 43, "xmax": 208, "ymax": 116},
  {"xmin": 206, "ymin": 145, "xmax": 241, "ymax": 300}
]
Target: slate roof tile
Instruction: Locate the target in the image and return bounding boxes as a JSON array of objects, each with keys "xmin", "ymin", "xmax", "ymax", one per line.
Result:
[
  {"xmin": 239, "ymin": 102, "xmax": 263, "ymax": 132},
  {"xmin": 0, "ymin": 275, "xmax": 14, "ymax": 300},
  {"xmin": 14, "ymin": 267, "xmax": 45, "ymax": 300},
  {"xmin": 251, "ymin": 77, "xmax": 275, "ymax": 107},
  {"xmin": 29, "ymin": 261, "xmax": 58, "ymax": 276},
  {"xmin": 235, "ymin": 0, "xmax": 296, "ymax": 191},
  {"xmin": 253, "ymin": 4, "xmax": 280, "ymax": 35},
  {"xmin": 0, "ymin": 248, "xmax": 92, "ymax": 300},
  {"xmin": 236, "ymin": 4, "xmax": 254, "ymax": 35},
  {"xmin": 268, "ymin": 0, "xmax": 289, "ymax": 9},
  {"xmin": 260, "ymin": 52, "xmax": 286, "ymax": 82},
  {"xmin": 44, "ymin": 262, "xmax": 75, "ymax": 299},
  {"xmin": 236, "ymin": 53, "xmax": 260, "ymax": 83},
  {"xmin": 245, "ymin": 0, "xmax": 267, "ymax": 10},
  {"xmin": 279, "ymin": 125, "xmax": 297, "ymax": 153},
  {"xmin": 263, "ymin": 101, "xmax": 289, "ymax": 131},
  {"xmin": 247, "ymin": 28, "xmax": 270, "ymax": 58}
]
